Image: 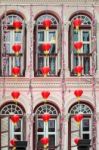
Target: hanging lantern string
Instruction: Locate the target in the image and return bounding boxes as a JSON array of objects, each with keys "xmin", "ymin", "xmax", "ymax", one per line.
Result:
[{"xmin": 91, "ymin": 5, "xmax": 97, "ymax": 150}]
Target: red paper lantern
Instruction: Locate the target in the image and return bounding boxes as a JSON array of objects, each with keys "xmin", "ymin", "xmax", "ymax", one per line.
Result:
[
  {"xmin": 73, "ymin": 18, "xmax": 82, "ymax": 30},
  {"xmin": 10, "ymin": 114, "xmax": 20, "ymax": 124},
  {"xmin": 41, "ymin": 66, "xmax": 50, "ymax": 77},
  {"xmin": 74, "ymin": 89, "xmax": 83, "ymax": 100},
  {"xmin": 41, "ymin": 91, "xmax": 50, "ymax": 100},
  {"xmin": 42, "ymin": 113, "xmax": 51, "ymax": 122},
  {"xmin": 11, "ymin": 91, "xmax": 20, "ymax": 100},
  {"xmin": 74, "ymin": 114, "xmax": 83, "ymax": 125},
  {"xmin": 10, "ymin": 139, "xmax": 16, "ymax": 146},
  {"xmin": 12, "ymin": 66, "xmax": 20, "ymax": 77},
  {"xmin": 13, "ymin": 20, "xmax": 22, "ymax": 31},
  {"xmin": 74, "ymin": 42, "xmax": 83, "ymax": 52},
  {"xmin": 74, "ymin": 137, "xmax": 80, "ymax": 144},
  {"xmin": 12, "ymin": 44, "xmax": 21, "ymax": 55},
  {"xmin": 74, "ymin": 66, "xmax": 83, "ymax": 76},
  {"xmin": 42, "ymin": 19, "xmax": 52, "ymax": 30},
  {"xmin": 40, "ymin": 137, "xmax": 49, "ymax": 145},
  {"xmin": 41, "ymin": 43, "xmax": 51, "ymax": 55}
]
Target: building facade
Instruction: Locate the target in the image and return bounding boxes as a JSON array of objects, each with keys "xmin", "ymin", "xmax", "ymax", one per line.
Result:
[{"xmin": 0, "ymin": 0, "xmax": 99, "ymax": 150}]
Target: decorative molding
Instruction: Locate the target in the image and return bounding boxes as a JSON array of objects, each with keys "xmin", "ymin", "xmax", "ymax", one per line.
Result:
[{"xmin": 0, "ymin": 0, "xmax": 98, "ymax": 5}]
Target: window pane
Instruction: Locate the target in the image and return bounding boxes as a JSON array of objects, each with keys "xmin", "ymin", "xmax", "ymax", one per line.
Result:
[
  {"xmin": 84, "ymin": 57, "xmax": 90, "ymax": 74},
  {"xmin": 83, "ymin": 44, "xmax": 90, "ymax": 53},
  {"xmin": 14, "ymin": 134, "xmax": 21, "ymax": 140},
  {"xmin": 49, "ymin": 135, "xmax": 55, "ymax": 146},
  {"xmin": 83, "ymin": 31, "xmax": 90, "ymax": 41},
  {"xmin": 4, "ymin": 31, "xmax": 10, "ymax": 42},
  {"xmin": 82, "ymin": 119, "xmax": 89, "ymax": 131},
  {"xmin": 38, "ymin": 31, "xmax": 44, "ymax": 41},
  {"xmin": 83, "ymin": 134, "xmax": 89, "ymax": 139},
  {"xmin": 14, "ymin": 32, "xmax": 22, "ymax": 42},
  {"xmin": 14, "ymin": 120, "xmax": 21, "ymax": 132},
  {"xmin": 48, "ymin": 120, "xmax": 55, "ymax": 132},
  {"xmin": 50, "ymin": 44, "xmax": 56, "ymax": 54},
  {"xmin": 49, "ymin": 57, "xmax": 55, "ymax": 74},
  {"xmin": 73, "ymin": 31, "xmax": 78, "ymax": 41},
  {"xmin": 38, "ymin": 120, "xmax": 44, "ymax": 132},
  {"xmin": 73, "ymin": 56, "xmax": 78, "ymax": 67},
  {"xmin": 5, "ymin": 44, "xmax": 10, "ymax": 53},
  {"xmin": 49, "ymin": 31, "xmax": 56, "ymax": 42},
  {"xmin": 37, "ymin": 135, "xmax": 43, "ymax": 148},
  {"xmin": 38, "ymin": 57, "xmax": 44, "ymax": 68}
]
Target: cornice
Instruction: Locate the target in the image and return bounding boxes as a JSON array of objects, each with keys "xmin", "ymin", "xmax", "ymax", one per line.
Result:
[
  {"xmin": 0, "ymin": 77, "xmax": 99, "ymax": 89},
  {"xmin": 0, "ymin": 0, "xmax": 99, "ymax": 5}
]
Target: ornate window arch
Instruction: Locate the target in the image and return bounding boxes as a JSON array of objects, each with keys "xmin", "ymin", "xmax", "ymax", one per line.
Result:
[
  {"xmin": 34, "ymin": 103, "xmax": 60, "ymax": 149},
  {"xmin": 69, "ymin": 13, "xmax": 94, "ymax": 76},
  {"xmin": 68, "ymin": 103, "xmax": 93, "ymax": 150},
  {"xmin": 0, "ymin": 103, "xmax": 24, "ymax": 115},
  {"xmin": 69, "ymin": 103, "xmax": 93, "ymax": 115},
  {"xmin": 35, "ymin": 103, "xmax": 58, "ymax": 115},
  {"xmin": 34, "ymin": 13, "xmax": 61, "ymax": 77},
  {"xmin": 0, "ymin": 12, "xmax": 26, "ymax": 77},
  {"xmin": 0, "ymin": 102, "xmax": 26, "ymax": 149}
]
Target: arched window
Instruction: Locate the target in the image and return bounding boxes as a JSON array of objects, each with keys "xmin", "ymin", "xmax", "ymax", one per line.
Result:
[
  {"xmin": 34, "ymin": 13, "xmax": 61, "ymax": 77},
  {"xmin": 0, "ymin": 13, "xmax": 26, "ymax": 76},
  {"xmin": 34, "ymin": 103, "xmax": 60, "ymax": 150},
  {"xmin": 69, "ymin": 14, "xmax": 93, "ymax": 76},
  {"xmin": 68, "ymin": 103, "xmax": 93, "ymax": 150},
  {"xmin": 0, "ymin": 103, "xmax": 25, "ymax": 150}
]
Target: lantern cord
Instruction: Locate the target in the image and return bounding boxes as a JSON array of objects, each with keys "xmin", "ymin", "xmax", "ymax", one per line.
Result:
[{"xmin": 91, "ymin": 6, "xmax": 97, "ymax": 150}]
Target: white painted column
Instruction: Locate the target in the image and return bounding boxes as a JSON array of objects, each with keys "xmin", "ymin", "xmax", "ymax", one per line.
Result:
[
  {"xmin": 96, "ymin": 22, "xmax": 99, "ymax": 76},
  {"xmin": 25, "ymin": 20, "xmax": 35, "ymax": 77},
  {"xmin": 96, "ymin": 113, "xmax": 99, "ymax": 150},
  {"xmin": 63, "ymin": 114, "xmax": 69, "ymax": 150},
  {"xmin": 64, "ymin": 21, "xmax": 71, "ymax": 77},
  {"xmin": 26, "ymin": 114, "xmax": 33, "ymax": 150}
]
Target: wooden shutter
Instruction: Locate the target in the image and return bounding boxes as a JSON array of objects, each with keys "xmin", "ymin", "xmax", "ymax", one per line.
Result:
[
  {"xmin": 0, "ymin": 116, "xmax": 9, "ymax": 150},
  {"xmin": 71, "ymin": 117, "xmax": 80, "ymax": 150}
]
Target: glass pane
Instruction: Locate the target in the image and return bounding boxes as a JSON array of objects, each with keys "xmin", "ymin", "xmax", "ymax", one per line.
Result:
[
  {"xmin": 50, "ymin": 44, "xmax": 56, "ymax": 54},
  {"xmin": 83, "ymin": 119, "xmax": 89, "ymax": 131},
  {"xmin": 83, "ymin": 31, "xmax": 90, "ymax": 41},
  {"xmin": 49, "ymin": 57, "xmax": 55, "ymax": 74},
  {"xmin": 5, "ymin": 44, "xmax": 10, "ymax": 53},
  {"xmin": 48, "ymin": 120, "xmax": 55, "ymax": 132},
  {"xmin": 4, "ymin": 31, "xmax": 10, "ymax": 42},
  {"xmin": 73, "ymin": 31, "xmax": 78, "ymax": 41},
  {"xmin": 38, "ymin": 57, "xmax": 44, "ymax": 68},
  {"xmin": 49, "ymin": 31, "xmax": 56, "ymax": 42},
  {"xmin": 83, "ymin": 134, "xmax": 89, "ymax": 139},
  {"xmin": 14, "ymin": 120, "xmax": 21, "ymax": 132},
  {"xmin": 83, "ymin": 44, "xmax": 90, "ymax": 53},
  {"xmin": 15, "ymin": 57, "xmax": 20, "ymax": 66},
  {"xmin": 38, "ymin": 31, "xmax": 44, "ymax": 41},
  {"xmin": 37, "ymin": 135, "xmax": 43, "ymax": 148},
  {"xmin": 49, "ymin": 135, "xmax": 55, "ymax": 146},
  {"xmin": 38, "ymin": 120, "xmax": 44, "ymax": 132},
  {"xmin": 73, "ymin": 56, "xmax": 78, "ymax": 67},
  {"xmin": 14, "ymin": 31, "xmax": 22, "ymax": 42},
  {"xmin": 7, "ymin": 16, "xmax": 13, "ymax": 24},
  {"xmin": 38, "ymin": 44, "xmax": 43, "ymax": 54},
  {"xmin": 14, "ymin": 134, "xmax": 21, "ymax": 140},
  {"xmin": 84, "ymin": 57, "xmax": 90, "ymax": 74}
]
